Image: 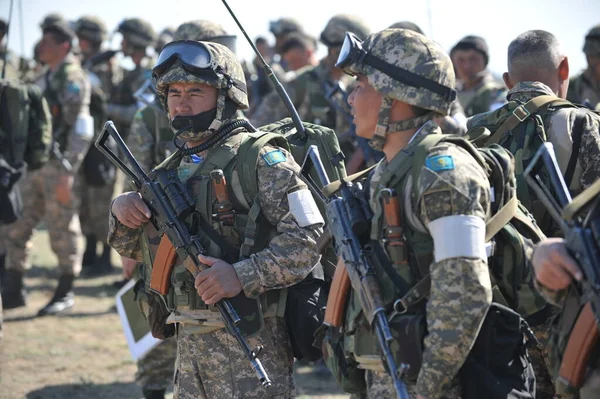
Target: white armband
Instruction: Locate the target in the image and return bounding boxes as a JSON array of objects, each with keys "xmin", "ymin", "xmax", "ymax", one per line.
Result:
[
  {"xmin": 74, "ymin": 113, "xmax": 94, "ymax": 138},
  {"xmin": 428, "ymin": 215, "xmax": 487, "ymax": 262},
  {"xmin": 287, "ymin": 189, "xmax": 324, "ymax": 227}
]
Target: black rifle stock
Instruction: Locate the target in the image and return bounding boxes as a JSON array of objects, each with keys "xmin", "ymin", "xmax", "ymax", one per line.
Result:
[
  {"xmin": 95, "ymin": 121, "xmax": 272, "ymax": 388},
  {"xmin": 304, "ymin": 145, "xmax": 410, "ymax": 399}
]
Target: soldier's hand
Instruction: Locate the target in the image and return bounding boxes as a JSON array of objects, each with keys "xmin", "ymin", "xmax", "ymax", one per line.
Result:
[
  {"xmin": 533, "ymin": 237, "xmax": 583, "ymax": 291},
  {"xmin": 121, "ymin": 256, "xmax": 138, "ymax": 279},
  {"xmin": 112, "ymin": 192, "xmax": 151, "ymax": 229},
  {"xmin": 55, "ymin": 175, "xmax": 73, "ymax": 206},
  {"xmin": 194, "ymin": 254, "xmax": 243, "ymax": 305}
]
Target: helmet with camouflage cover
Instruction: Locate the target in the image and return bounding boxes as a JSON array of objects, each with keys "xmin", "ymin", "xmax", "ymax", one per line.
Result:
[
  {"xmin": 584, "ymin": 24, "xmax": 600, "ymax": 56},
  {"xmin": 174, "ymin": 20, "xmax": 237, "ymax": 54},
  {"xmin": 153, "ymin": 40, "xmax": 248, "ymax": 141},
  {"xmin": 269, "ymin": 17, "xmax": 303, "ymax": 38},
  {"xmin": 320, "ymin": 14, "xmax": 370, "ymax": 47},
  {"xmin": 75, "ymin": 16, "xmax": 107, "ymax": 44},
  {"xmin": 117, "ymin": 18, "xmax": 156, "ymax": 48},
  {"xmin": 155, "ymin": 26, "xmax": 175, "ymax": 52},
  {"xmin": 40, "ymin": 13, "xmax": 65, "ymax": 30},
  {"xmin": 339, "ymin": 28, "xmax": 456, "ymax": 150}
]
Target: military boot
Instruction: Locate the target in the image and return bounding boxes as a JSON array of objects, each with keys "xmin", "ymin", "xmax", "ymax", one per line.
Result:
[
  {"xmin": 142, "ymin": 388, "xmax": 165, "ymax": 399},
  {"xmin": 37, "ymin": 274, "xmax": 75, "ymax": 316},
  {"xmin": 1, "ymin": 269, "xmax": 27, "ymax": 309},
  {"xmin": 82, "ymin": 234, "xmax": 97, "ymax": 268},
  {"xmin": 86, "ymin": 243, "xmax": 114, "ymax": 276},
  {"xmin": 0, "ymin": 253, "xmax": 6, "ymax": 290}
]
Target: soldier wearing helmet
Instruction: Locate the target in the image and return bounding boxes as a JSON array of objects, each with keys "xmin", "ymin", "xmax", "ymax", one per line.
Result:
[
  {"xmin": 251, "ymin": 14, "xmax": 376, "ymax": 174},
  {"xmin": 320, "ymin": 28, "xmax": 533, "ymax": 398},
  {"xmin": 108, "ymin": 39, "xmax": 323, "ymax": 398},
  {"xmin": 568, "ymin": 24, "xmax": 600, "ymax": 110}
]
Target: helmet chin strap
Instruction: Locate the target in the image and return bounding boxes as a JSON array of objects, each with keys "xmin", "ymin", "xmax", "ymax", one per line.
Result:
[{"xmin": 369, "ymin": 96, "xmax": 439, "ymax": 151}]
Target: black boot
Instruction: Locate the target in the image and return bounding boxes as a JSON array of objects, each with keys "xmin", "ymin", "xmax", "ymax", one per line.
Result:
[
  {"xmin": 87, "ymin": 243, "xmax": 114, "ymax": 277},
  {"xmin": 0, "ymin": 253, "xmax": 6, "ymax": 291},
  {"xmin": 37, "ymin": 274, "xmax": 75, "ymax": 316},
  {"xmin": 82, "ymin": 234, "xmax": 97, "ymax": 268},
  {"xmin": 142, "ymin": 388, "xmax": 166, "ymax": 399},
  {"xmin": 1, "ymin": 269, "xmax": 27, "ymax": 309}
]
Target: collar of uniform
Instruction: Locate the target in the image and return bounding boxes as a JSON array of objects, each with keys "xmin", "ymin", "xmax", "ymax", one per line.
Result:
[
  {"xmin": 383, "ymin": 120, "xmax": 441, "ymax": 168},
  {"xmin": 507, "ymin": 81, "xmax": 555, "ymax": 102}
]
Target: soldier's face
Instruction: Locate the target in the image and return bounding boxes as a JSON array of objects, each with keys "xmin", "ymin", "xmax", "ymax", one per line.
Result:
[
  {"xmin": 38, "ymin": 33, "xmax": 66, "ymax": 65},
  {"xmin": 282, "ymin": 47, "xmax": 312, "ymax": 71},
  {"xmin": 167, "ymin": 82, "xmax": 218, "ymax": 120},
  {"xmin": 452, "ymin": 49, "xmax": 486, "ymax": 82},
  {"xmin": 348, "ymin": 75, "xmax": 382, "ymax": 140}
]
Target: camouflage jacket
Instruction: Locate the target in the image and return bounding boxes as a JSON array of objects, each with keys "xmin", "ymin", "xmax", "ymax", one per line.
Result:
[
  {"xmin": 367, "ymin": 121, "xmax": 492, "ymax": 399},
  {"xmin": 567, "ymin": 69, "xmax": 600, "ymax": 110},
  {"xmin": 107, "ymin": 64, "xmax": 150, "ymax": 129},
  {"xmin": 456, "ymin": 70, "xmax": 506, "ymax": 117}
]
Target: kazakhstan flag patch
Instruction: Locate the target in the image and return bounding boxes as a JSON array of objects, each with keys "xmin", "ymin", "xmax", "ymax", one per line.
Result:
[
  {"xmin": 262, "ymin": 149, "xmax": 286, "ymax": 166},
  {"xmin": 425, "ymin": 155, "xmax": 454, "ymax": 172}
]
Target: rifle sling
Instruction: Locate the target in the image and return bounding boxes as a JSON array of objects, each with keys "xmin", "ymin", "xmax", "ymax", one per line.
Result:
[{"xmin": 322, "ymin": 164, "xmax": 376, "ymax": 198}]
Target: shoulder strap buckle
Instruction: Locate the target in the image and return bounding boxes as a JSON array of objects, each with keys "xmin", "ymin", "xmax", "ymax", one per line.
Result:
[{"xmin": 513, "ymin": 104, "xmax": 531, "ymax": 123}]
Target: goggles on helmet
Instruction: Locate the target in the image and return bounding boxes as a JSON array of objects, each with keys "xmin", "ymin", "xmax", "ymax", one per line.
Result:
[
  {"xmin": 336, "ymin": 32, "xmax": 457, "ymax": 102},
  {"xmin": 152, "ymin": 40, "xmax": 213, "ymax": 79}
]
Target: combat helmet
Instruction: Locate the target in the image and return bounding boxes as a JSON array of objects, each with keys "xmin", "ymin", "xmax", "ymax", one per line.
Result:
[
  {"xmin": 153, "ymin": 40, "xmax": 248, "ymax": 141},
  {"xmin": 337, "ymin": 28, "xmax": 456, "ymax": 150},
  {"xmin": 117, "ymin": 18, "xmax": 156, "ymax": 49},
  {"xmin": 320, "ymin": 14, "xmax": 371, "ymax": 47},
  {"xmin": 174, "ymin": 20, "xmax": 237, "ymax": 54},
  {"xmin": 75, "ymin": 16, "xmax": 107, "ymax": 44},
  {"xmin": 269, "ymin": 17, "xmax": 303, "ymax": 38},
  {"xmin": 40, "ymin": 13, "xmax": 65, "ymax": 30},
  {"xmin": 155, "ymin": 27, "xmax": 175, "ymax": 52}
]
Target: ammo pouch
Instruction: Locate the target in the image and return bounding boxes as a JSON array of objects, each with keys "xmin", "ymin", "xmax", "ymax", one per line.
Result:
[
  {"xmin": 459, "ymin": 302, "xmax": 536, "ymax": 399},
  {"xmin": 0, "ymin": 159, "xmax": 26, "ymax": 225},
  {"xmin": 320, "ymin": 327, "xmax": 367, "ymax": 394},
  {"xmin": 134, "ymin": 279, "xmax": 175, "ymax": 340}
]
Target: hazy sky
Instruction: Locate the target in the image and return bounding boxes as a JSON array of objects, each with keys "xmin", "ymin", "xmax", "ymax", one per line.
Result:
[{"xmin": 1, "ymin": 0, "xmax": 599, "ymax": 77}]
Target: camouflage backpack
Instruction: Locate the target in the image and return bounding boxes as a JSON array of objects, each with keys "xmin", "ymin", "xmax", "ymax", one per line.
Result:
[{"xmin": 467, "ymin": 95, "xmax": 588, "ymax": 233}]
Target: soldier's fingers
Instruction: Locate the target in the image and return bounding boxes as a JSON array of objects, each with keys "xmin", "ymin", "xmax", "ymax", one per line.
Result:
[
  {"xmin": 541, "ymin": 263, "xmax": 573, "ymax": 290},
  {"xmin": 200, "ymin": 284, "xmax": 221, "ymax": 303},
  {"xmin": 132, "ymin": 199, "xmax": 151, "ymax": 220},
  {"xmin": 120, "ymin": 217, "xmax": 142, "ymax": 229},
  {"xmin": 554, "ymin": 246, "xmax": 583, "ymax": 281},
  {"xmin": 202, "ymin": 290, "xmax": 223, "ymax": 305},
  {"xmin": 194, "ymin": 270, "xmax": 213, "ymax": 292},
  {"xmin": 127, "ymin": 206, "xmax": 150, "ymax": 224},
  {"xmin": 198, "ymin": 254, "xmax": 217, "ymax": 267}
]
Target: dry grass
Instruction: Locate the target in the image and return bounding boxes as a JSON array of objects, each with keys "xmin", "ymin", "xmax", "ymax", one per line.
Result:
[{"xmin": 0, "ymin": 230, "xmax": 348, "ymax": 399}]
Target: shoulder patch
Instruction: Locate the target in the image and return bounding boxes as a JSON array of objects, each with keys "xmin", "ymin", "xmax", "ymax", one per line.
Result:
[
  {"xmin": 261, "ymin": 149, "xmax": 286, "ymax": 166},
  {"xmin": 425, "ymin": 155, "xmax": 455, "ymax": 172},
  {"xmin": 66, "ymin": 82, "xmax": 80, "ymax": 94}
]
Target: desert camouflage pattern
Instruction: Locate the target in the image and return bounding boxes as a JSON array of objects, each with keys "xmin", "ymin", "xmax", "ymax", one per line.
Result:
[
  {"xmin": 456, "ymin": 70, "xmax": 506, "ymax": 117},
  {"xmin": 175, "ymin": 318, "xmax": 295, "ymax": 398},
  {"xmin": 174, "ymin": 20, "xmax": 227, "ymax": 41},
  {"xmin": 135, "ymin": 337, "xmax": 176, "ymax": 391},
  {"xmin": 568, "ymin": 70, "xmax": 600, "ymax": 110},
  {"xmin": 505, "ymin": 81, "xmax": 600, "ymax": 191},
  {"xmin": 117, "ymin": 18, "xmax": 156, "ymax": 48},
  {"xmin": 320, "ymin": 14, "xmax": 371, "ymax": 46},
  {"xmin": 347, "ymin": 29, "xmax": 456, "ymax": 116},
  {"xmin": 74, "ymin": 16, "xmax": 107, "ymax": 44},
  {"xmin": 367, "ymin": 121, "xmax": 493, "ymax": 398}
]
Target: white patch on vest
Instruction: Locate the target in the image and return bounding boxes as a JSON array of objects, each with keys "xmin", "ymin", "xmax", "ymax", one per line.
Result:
[
  {"xmin": 288, "ymin": 189, "xmax": 324, "ymax": 227},
  {"xmin": 74, "ymin": 113, "xmax": 94, "ymax": 138},
  {"xmin": 429, "ymin": 215, "xmax": 487, "ymax": 262}
]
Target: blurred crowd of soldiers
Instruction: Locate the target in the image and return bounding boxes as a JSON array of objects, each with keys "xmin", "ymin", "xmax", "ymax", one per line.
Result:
[{"xmin": 1, "ymin": 9, "xmax": 600, "ymax": 399}]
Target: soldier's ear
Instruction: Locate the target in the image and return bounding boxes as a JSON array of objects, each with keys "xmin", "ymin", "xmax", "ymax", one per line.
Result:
[
  {"xmin": 502, "ymin": 72, "xmax": 514, "ymax": 90},
  {"xmin": 558, "ymin": 57, "xmax": 569, "ymax": 82}
]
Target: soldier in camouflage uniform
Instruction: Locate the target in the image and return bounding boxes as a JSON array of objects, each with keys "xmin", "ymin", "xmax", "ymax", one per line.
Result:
[
  {"xmin": 451, "ymin": 35, "xmax": 506, "ymax": 117},
  {"xmin": 333, "ymin": 28, "xmax": 503, "ymax": 399},
  {"xmin": 4, "ymin": 21, "xmax": 92, "ymax": 316},
  {"xmin": 74, "ymin": 16, "xmax": 122, "ymax": 273},
  {"xmin": 108, "ymin": 39, "xmax": 323, "ymax": 398},
  {"xmin": 251, "ymin": 15, "xmax": 374, "ymax": 172},
  {"xmin": 568, "ymin": 24, "xmax": 600, "ymax": 110},
  {"xmin": 107, "ymin": 18, "xmax": 155, "ymax": 141}
]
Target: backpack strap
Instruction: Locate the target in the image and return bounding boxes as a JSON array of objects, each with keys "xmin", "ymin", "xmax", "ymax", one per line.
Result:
[
  {"xmin": 487, "ymin": 95, "xmax": 571, "ymax": 145},
  {"xmin": 564, "ymin": 109, "xmax": 587, "ymax": 188},
  {"xmin": 321, "ymin": 164, "xmax": 376, "ymax": 198}
]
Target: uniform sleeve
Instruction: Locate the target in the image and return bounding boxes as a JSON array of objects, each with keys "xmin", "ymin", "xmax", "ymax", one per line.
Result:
[
  {"xmin": 127, "ymin": 110, "xmax": 156, "ymax": 174},
  {"xmin": 577, "ymin": 112, "xmax": 600, "ymax": 189},
  {"xmin": 533, "ymin": 278, "xmax": 567, "ymax": 307},
  {"xmin": 106, "ymin": 197, "xmax": 144, "ymax": 262},
  {"xmin": 232, "ymin": 145, "xmax": 323, "ymax": 298},
  {"xmin": 414, "ymin": 144, "xmax": 493, "ymax": 399},
  {"xmin": 249, "ymin": 84, "xmax": 298, "ymax": 128},
  {"xmin": 61, "ymin": 67, "xmax": 93, "ymax": 173}
]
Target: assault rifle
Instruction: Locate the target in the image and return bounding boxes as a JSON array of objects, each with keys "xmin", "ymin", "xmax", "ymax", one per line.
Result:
[
  {"xmin": 304, "ymin": 145, "xmax": 410, "ymax": 399},
  {"xmin": 95, "ymin": 120, "xmax": 272, "ymax": 388},
  {"xmin": 524, "ymin": 142, "xmax": 600, "ymax": 390}
]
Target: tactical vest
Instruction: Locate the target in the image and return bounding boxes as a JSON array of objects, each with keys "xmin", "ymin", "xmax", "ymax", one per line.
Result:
[
  {"xmin": 338, "ymin": 133, "xmax": 546, "ymax": 378},
  {"xmin": 139, "ymin": 132, "xmax": 287, "ymax": 334}
]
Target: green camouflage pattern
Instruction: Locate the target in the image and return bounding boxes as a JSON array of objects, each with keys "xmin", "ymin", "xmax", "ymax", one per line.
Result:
[
  {"xmin": 118, "ymin": 18, "xmax": 156, "ymax": 48},
  {"xmin": 174, "ymin": 20, "xmax": 227, "ymax": 41},
  {"xmin": 320, "ymin": 14, "xmax": 371, "ymax": 46},
  {"xmin": 74, "ymin": 16, "xmax": 107, "ymax": 44},
  {"xmin": 349, "ymin": 29, "xmax": 455, "ymax": 116},
  {"xmin": 456, "ymin": 71, "xmax": 506, "ymax": 117}
]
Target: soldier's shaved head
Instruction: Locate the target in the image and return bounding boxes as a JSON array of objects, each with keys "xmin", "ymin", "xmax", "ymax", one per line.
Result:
[{"xmin": 504, "ymin": 30, "xmax": 570, "ymax": 98}]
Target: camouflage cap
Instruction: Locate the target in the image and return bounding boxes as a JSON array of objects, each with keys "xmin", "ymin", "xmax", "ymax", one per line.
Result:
[
  {"xmin": 118, "ymin": 18, "xmax": 156, "ymax": 48},
  {"xmin": 357, "ymin": 29, "xmax": 455, "ymax": 115},
  {"xmin": 155, "ymin": 41, "xmax": 248, "ymax": 110},
  {"xmin": 584, "ymin": 24, "xmax": 600, "ymax": 56},
  {"xmin": 269, "ymin": 17, "xmax": 303, "ymax": 37},
  {"xmin": 75, "ymin": 16, "xmax": 107, "ymax": 44},
  {"xmin": 321, "ymin": 15, "xmax": 371, "ymax": 47},
  {"xmin": 174, "ymin": 20, "xmax": 227, "ymax": 41},
  {"xmin": 40, "ymin": 13, "xmax": 65, "ymax": 30}
]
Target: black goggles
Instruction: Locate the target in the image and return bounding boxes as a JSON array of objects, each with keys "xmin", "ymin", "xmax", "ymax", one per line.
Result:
[
  {"xmin": 152, "ymin": 40, "xmax": 213, "ymax": 79},
  {"xmin": 336, "ymin": 32, "xmax": 457, "ymax": 102}
]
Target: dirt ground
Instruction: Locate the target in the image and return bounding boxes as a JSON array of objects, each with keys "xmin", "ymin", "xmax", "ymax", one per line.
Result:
[{"xmin": 0, "ymin": 230, "xmax": 349, "ymax": 399}]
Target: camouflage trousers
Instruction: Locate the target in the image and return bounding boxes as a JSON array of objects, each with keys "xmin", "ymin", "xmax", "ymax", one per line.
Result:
[
  {"xmin": 530, "ymin": 316, "xmax": 557, "ymax": 399},
  {"xmin": 365, "ymin": 369, "xmax": 461, "ymax": 399},
  {"xmin": 136, "ymin": 336, "xmax": 177, "ymax": 391},
  {"xmin": 79, "ymin": 177, "xmax": 115, "ymax": 241},
  {"xmin": 5, "ymin": 163, "xmax": 83, "ymax": 276},
  {"xmin": 579, "ymin": 368, "xmax": 600, "ymax": 399},
  {"xmin": 174, "ymin": 317, "xmax": 295, "ymax": 399}
]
